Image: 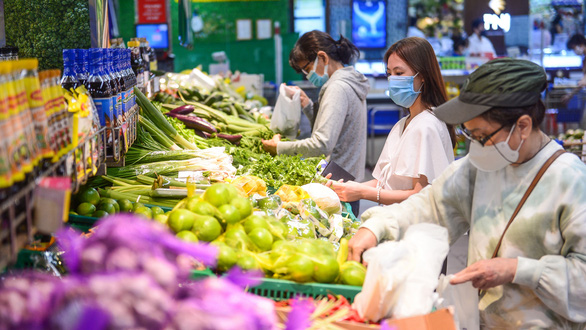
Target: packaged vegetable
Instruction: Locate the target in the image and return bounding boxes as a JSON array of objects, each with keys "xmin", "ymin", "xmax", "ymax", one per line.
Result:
[
  {"xmin": 230, "ymin": 175, "xmax": 267, "ymax": 197},
  {"xmin": 274, "ymin": 184, "xmax": 310, "ymax": 203},
  {"xmin": 301, "ymin": 183, "xmax": 342, "ymax": 215}
]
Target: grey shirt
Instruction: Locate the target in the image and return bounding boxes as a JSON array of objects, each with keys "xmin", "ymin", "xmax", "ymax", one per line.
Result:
[{"xmin": 277, "ymin": 67, "xmax": 370, "ymax": 181}]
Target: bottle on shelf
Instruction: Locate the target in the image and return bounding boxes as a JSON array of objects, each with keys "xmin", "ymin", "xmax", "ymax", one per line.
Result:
[
  {"xmin": 104, "ymin": 49, "xmax": 122, "ymax": 126},
  {"xmin": 128, "ymin": 41, "xmax": 145, "ymax": 92},
  {"xmin": 138, "ymin": 38, "xmax": 151, "ymax": 84},
  {"xmin": 74, "ymin": 49, "xmax": 89, "ymax": 87},
  {"xmin": 123, "ymin": 49, "xmax": 137, "ymax": 109},
  {"xmin": 61, "ymin": 49, "xmax": 80, "ymax": 91},
  {"xmin": 87, "ymin": 48, "xmax": 113, "ymax": 128},
  {"xmin": 147, "ymin": 41, "xmax": 158, "ymax": 72}
]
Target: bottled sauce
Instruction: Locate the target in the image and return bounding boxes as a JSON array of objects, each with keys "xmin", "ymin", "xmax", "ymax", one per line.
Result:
[
  {"xmin": 61, "ymin": 49, "xmax": 80, "ymax": 91},
  {"xmin": 138, "ymin": 38, "xmax": 151, "ymax": 84},
  {"xmin": 104, "ymin": 49, "xmax": 122, "ymax": 125},
  {"xmin": 112, "ymin": 49, "xmax": 127, "ymax": 120},
  {"xmin": 86, "ymin": 48, "xmax": 113, "ymax": 128},
  {"xmin": 75, "ymin": 49, "xmax": 89, "ymax": 87},
  {"xmin": 128, "ymin": 41, "xmax": 145, "ymax": 92},
  {"xmin": 123, "ymin": 49, "xmax": 137, "ymax": 109},
  {"xmin": 148, "ymin": 41, "xmax": 158, "ymax": 71}
]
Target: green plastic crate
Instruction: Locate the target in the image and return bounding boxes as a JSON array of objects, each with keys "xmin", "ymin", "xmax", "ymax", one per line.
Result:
[
  {"xmin": 191, "ymin": 269, "xmax": 362, "ymax": 303},
  {"xmin": 67, "ymin": 204, "xmax": 173, "ymax": 232}
]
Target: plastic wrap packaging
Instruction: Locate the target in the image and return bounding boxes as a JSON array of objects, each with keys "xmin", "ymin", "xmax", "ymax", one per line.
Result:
[
  {"xmin": 353, "ymin": 223, "xmax": 449, "ymax": 322},
  {"xmin": 301, "ymin": 183, "xmax": 342, "ymax": 215},
  {"xmin": 436, "ymin": 274, "xmax": 480, "ymax": 330}
]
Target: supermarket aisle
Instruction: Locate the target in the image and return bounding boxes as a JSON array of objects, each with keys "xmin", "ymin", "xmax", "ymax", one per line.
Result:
[{"xmin": 358, "ymin": 167, "xmax": 469, "ymax": 275}]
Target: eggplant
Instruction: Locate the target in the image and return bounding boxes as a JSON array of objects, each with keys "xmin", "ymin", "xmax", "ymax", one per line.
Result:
[
  {"xmin": 173, "ymin": 114, "xmax": 217, "ymax": 134},
  {"xmin": 169, "ymin": 104, "xmax": 195, "ymax": 115},
  {"xmin": 202, "ymin": 132, "xmax": 242, "ymax": 145},
  {"xmin": 194, "ymin": 129, "xmax": 207, "ymax": 139}
]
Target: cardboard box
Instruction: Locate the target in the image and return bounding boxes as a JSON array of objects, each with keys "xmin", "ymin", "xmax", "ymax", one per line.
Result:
[{"xmin": 275, "ymin": 306, "xmax": 456, "ymax": 330}]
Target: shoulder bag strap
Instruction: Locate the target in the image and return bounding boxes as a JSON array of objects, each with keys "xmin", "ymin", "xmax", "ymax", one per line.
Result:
[{"xmin": 490, "ymin": 149, "xmax": 566, "ymax": 259}]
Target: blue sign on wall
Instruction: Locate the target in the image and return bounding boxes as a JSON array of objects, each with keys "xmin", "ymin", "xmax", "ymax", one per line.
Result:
[{"xmin": 351, "ymin": 0, "xmax": 387, "ymax": 49}]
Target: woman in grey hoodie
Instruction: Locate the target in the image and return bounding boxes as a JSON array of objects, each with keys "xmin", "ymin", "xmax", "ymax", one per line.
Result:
[{"xmin": 262, "ymin": 31, "xmax": 369, "ymax": 198}]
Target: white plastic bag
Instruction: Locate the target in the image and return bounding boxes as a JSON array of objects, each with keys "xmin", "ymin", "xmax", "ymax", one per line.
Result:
[
  {"xmin": 301, "ymin": 183, "xmax": 342, "ymax": 215},
  {"xmin": 353, "ymin": 223, "xmax": 450, "ymax": 322},
  {"xmin": 436, "ymin": 275, "xmax": 480, "ymax": 330},
  {"xmin": 270, "ymin": 84, "xmax": 301, "ymax": 139}
]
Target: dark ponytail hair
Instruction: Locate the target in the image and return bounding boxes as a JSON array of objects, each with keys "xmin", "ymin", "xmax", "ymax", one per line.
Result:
[{"xmin": 289, "ymin": 30, "xmax": 359, "ymax": 73}]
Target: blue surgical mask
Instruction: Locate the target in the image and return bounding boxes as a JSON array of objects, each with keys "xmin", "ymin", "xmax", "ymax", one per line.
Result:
[
  {"xmin": 386, "ymin": 73, "xmax": 422, "ymax": 108},
  {"xmin": 306, "ymin": 56, "xmax": 329, "ymax": 87}
]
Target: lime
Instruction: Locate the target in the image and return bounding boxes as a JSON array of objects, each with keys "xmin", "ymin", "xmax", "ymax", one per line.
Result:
[
  {"xmin": 243, "ymin": 215, "xmax": 269, "ymax": 234},
  {"xmin": 69, "ymin": 211, "xmax": 78, "ymax": 216},
  {"xmin": 191, "ymin": 215, "xmax": 223, "ymax": 242},
  {"xmin": 151, "ymin": 206, "xmax": 165, "ymax": 217},
  {"xmin": 187, "ymin": 199, "xmax": 218, "ymax": 217},
  {"xmin": 168, "ymin": 209, "xmax": 198, "ymax": 233},
  {"xmin": 154, "ymin": 214, "xmax": 168, "ymax": 225},
  {"xmin": 313, "ymin": 256, "xmax": 339, "ymax": 283},
  {"xmin": 296, "ymin": 239, "xmax": 317, "ymax": 256},
  {"xmin": 78, "ymin": 187, "xmax": 100, "ymax": 206},
  {"xmin": 287, "ymin": 254, "xmax": 314, "ymax": 283},
  {"xmin": 76, "ymin": 202, "xmax": 96, "ymax": 216},
  {"xmin": 92, "ymin": 210, "xmax": 109, "ymax": 218},
  {"xmin": 230, "ymin": 197, "xmax": 253, "ymax": 219},
  {"xmin": 267, "ymin": 219, "xmax": 287, "ymax": 240},
  {"xmin": 218, "ymin": 204, "xmax": 241, "ymax": 225},
  {"xmin": 216, "ymin": 244, "xmax": 238, "ymax": 272},
  {"xmin": 176, "ymin": 230, "xmax": 199, "ymax": 243},
  {"xmin": 313, "ymin": 239, "xmax": 336, "ymax": 258},
  {"xmin": 257, "ymin": 196, "xmax": 281, "ymax": 210},
  {"xmin": 340, "ymin": 261, "xmax": 366, "ymax": 286},
  {"xmin": 97, "ymin": 202, "xmax": 117, "ymax": 215},
  {"xmin": 236, "ymin": 253, "xmax": 260, "ymax": 270},
  {"xmin": 298, "ymin": 220, "xmax": 316, "ymax": 238},
  {"xmin": 203, "ymin": 183, "xmax": 235, "ymax": 207},
  {"xmin": 118, "ymin": 199, "xmax": 133, "ymax": 213},
  {"xmin": 226, "ymin": 223, "xmax": 245, "ymax": 232},
  {"xmin": 224, "ymin": 227, "xmax": 251, "ymax": 250},
  {"xmin": 248, "ymin": 227, "xmax": 273, "ymax": 252},
  {"xmin": 134, "ymin": 206, "xmax": 153, "ymax": 219},
  {"xmin": 100, "ymin": 198, "xmax": 119, "ymax": 212},
  {"xmin": 133, "ymin": 202, "xmax": 145, "ymax": 212}
]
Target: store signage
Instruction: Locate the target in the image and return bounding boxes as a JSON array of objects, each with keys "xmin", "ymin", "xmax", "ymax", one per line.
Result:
[
  {"xmin": 483, "ymin": 13, "xmax": 511, "ymax": 32},
  {"xmin": 137, "ymin": 0, "xmax": 167, "ymax": 24}
]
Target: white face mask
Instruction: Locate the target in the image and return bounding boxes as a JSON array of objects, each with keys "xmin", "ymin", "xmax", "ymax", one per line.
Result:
[
  {"xmin": 575, "ymin": 46, "xmax": 584, "ymax": 56},
  {"xmin": 468, "ymin": 124, "xmax": 525, "ymax": 172}
]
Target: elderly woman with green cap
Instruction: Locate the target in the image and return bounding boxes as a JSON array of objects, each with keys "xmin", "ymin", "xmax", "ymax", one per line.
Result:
[{"xmin": 348, "ymin": 58, "xmax": 586, "ymax": 328}]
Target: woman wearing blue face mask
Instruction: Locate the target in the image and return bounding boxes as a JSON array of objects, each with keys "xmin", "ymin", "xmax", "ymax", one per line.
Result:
[
  {"xmin": 328, "ymin": 37, "xmax": 456, "ymax": 206},
  {"xmin": 262, "ymin": 30, "xmax": 370, "ymax": 203},
  {"xmin": 349, "ymin": 58, "xmax": 586, "ymax": 328}
]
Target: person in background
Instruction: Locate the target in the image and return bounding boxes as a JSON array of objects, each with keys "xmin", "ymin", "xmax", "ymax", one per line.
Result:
[
  {"xmin": 407, "ymin": 16, "xmax": 425, "ymax": 39},
  {"xmin": 327, "ymin": 37, "xmax": 456, "ymax": 207},
  {"xmin": 262, "ymin": 30, "xmax": 369, "ymax": 214},
  {"xmin": 349, "ymin": 58, "xmax": 586, "ymax": 328},
  {"xmin": 563, "ymin": 34, "xmax": 586, "ymax": 128},
  {"xmin": 467, "ymin": 18, "xmax": 496, "ymax": 58},
  {"xmin": 452, "ymin": 36, "xmax": 468, "ymax": 56}
]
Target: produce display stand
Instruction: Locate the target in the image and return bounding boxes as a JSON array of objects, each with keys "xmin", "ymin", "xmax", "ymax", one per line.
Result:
[{"xmin": 67, "ymin": 204, "xmax": 173, "ymax": 232}]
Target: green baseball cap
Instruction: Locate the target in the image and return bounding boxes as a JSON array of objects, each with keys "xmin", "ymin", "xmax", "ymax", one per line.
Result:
[{"xmin": 435, "ymin": 58, "xmax": 547, "ymax": 124}]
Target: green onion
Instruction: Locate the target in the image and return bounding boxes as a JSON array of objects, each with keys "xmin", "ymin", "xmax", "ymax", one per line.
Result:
[
  {"xmin": 135, "ymin": 87, "xmax": 198, "ymax": 150},
  {"xmin": 139, "ymin": 115, "xmax": 181, "ymax": 151}
]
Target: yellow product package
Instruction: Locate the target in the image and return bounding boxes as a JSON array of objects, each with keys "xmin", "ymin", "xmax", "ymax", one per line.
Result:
[
  {"xmin": 230, "ymin": 175, "xmax": 267, "ymax": 197},
  {"xmin": 274, "ymin": 184, "xmax": 310, "ymax": 203}
]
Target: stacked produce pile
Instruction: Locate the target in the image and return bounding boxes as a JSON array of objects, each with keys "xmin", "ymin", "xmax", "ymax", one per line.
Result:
[{"xmin": 0, "ymin": 215, "xmax": 277, "ymax": 329}]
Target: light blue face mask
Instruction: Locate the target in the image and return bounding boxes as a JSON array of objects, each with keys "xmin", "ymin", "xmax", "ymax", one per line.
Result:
[
  {"xmin": 306, "ymin": 56, "xmax": 329, "ymax": 87},
  {"xmin": 385, "ymin": 73, "xmax": 422, "ymax": 108}
]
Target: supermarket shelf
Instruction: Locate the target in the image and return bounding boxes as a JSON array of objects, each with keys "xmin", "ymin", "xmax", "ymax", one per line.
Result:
[{"xmin": 105, "ymin": 104, "xmax": 139, "ymax": 167}]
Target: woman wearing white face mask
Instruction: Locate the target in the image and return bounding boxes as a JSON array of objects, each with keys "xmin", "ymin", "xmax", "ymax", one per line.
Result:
[
  {"xmin": 262, "ymin": 30, "xmax": 370, "ymax": 213},
  {"xmin": 327, "ymin": 37, "xmax": 456, "ymax": 206},
  {"xmin": 349, "ymin": 58, "xmax": 586, "ymax": 328}
]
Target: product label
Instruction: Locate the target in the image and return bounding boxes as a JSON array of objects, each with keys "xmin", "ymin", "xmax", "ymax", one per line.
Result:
[
  {"xmin": 93, "ymin": 97, "xmax": 114, "ymax": 127},
  {"xmin": 115, "ymin": 92, "xmax": 123, "ymax": 125}
]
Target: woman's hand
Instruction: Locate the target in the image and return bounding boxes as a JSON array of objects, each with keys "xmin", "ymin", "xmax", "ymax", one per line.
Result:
[
  {"xmin": 348, "ymin": 228, "xmax": 378, "ymax": 264},
  {"xmin": 261, "ymin": 134, "xmax": 281, "ymax": 155},
  {"xmin": 450, "ymin": 258, "xmax": 518, "ymax": 290},
  {"xmin": 327, "ymin": 180, "xmax": 364, "ymax": 202},
  {"xmin": 289, "ymin": 86, "xmax": 310, "ymax": 108}
]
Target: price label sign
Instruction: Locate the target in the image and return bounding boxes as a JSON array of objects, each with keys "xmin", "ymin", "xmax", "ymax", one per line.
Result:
[{"xmin": 137, "ymin": 0, "xmax": 167, "ymax": 24}]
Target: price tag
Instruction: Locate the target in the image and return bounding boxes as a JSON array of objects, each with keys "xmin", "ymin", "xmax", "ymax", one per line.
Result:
[{"xmin": 34, "ymin": 177, "xmax": 71, "ymax": 233}]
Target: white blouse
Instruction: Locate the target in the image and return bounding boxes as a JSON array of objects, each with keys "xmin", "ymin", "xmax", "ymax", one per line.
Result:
[{"xmin": 372, "ymin": 109, "xmax": 454, "ymax": 190}]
